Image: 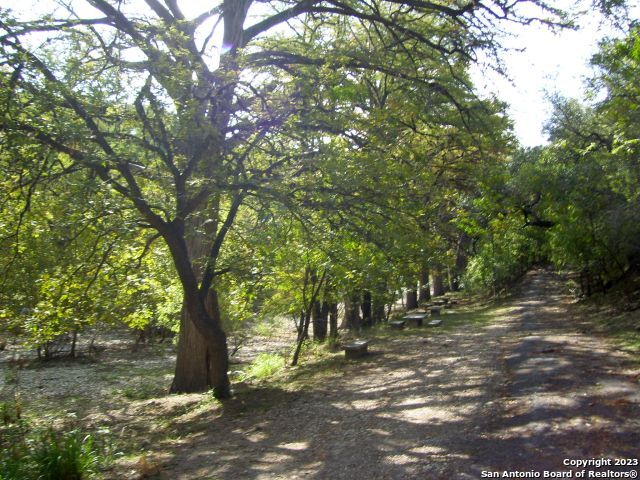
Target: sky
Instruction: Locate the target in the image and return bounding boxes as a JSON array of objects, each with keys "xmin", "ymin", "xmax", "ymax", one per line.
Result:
[
  {"xmin": 470, "ymin": 1, "xmax": 640, "ymax": 146},
  {"xmin": 2, "ymin": 0, "xmax": 638, "ymax": 147}
]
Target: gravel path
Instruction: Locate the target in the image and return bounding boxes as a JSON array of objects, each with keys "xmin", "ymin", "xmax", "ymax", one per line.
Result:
[
  {"xmin": 477, "ymin": 271, "xmax": 640, "ymax": 476},
  {"xmin": 158, "ymin": 270, "xmax": 640, "ymax": 479}
]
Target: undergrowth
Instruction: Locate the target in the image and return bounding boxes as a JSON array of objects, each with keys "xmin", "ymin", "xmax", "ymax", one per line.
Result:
[
  {"xmin": 588, "ymin": 305, "xmax": 640, "ymax": 358},
  {"xmin": 0, "ymin": 398, "xmax": 115, "ymax": 480},
  {"xmin": 571, "ymin": 275, "xmax": 640, "ymax": 359},
  {"xmin": 243, "ymin": 353, "xmax": 285, "ymax": 381}
]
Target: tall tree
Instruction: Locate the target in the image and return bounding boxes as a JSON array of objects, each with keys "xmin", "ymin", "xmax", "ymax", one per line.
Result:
[{"xmin": 0, "ymin": 0, "xmax": 567, "ymax": 397}]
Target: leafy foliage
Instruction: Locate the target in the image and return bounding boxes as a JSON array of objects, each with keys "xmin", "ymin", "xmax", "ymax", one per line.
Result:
[
  {"xmin": 0, "ymin": 0, "xmax": 575, "ymax": 390},
  {"xmin": 465, "ymin": 23, "xmax": 640, "ymax": 295},
  {"xmin": 0, "ymin": 421, "xmax": 101, "ymax": 480},
  {"xmin": 0, "ymin": 158, "xmax": 182, "ymax": 353}
]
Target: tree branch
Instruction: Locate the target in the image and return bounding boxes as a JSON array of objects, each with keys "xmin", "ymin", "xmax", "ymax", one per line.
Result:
[{"xmin": 199, "ymin": 192, "xmax": 246, "ymax": 298}]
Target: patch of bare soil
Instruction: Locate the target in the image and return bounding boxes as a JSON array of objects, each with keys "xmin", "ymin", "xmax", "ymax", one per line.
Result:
[
  {"xmin": 0, "ymin": 322, "xmax": 300, "ymax": 477},
  {"xmin": 3, "ymin": 271, "xmax": 639, "ymax": 479},
  {"xmin": 0, "ymin": 322, "xmax": 295, "ymax": 404},
  {"xmin": 0, "ymin": 331, "xmax": 175, "ymax": 407},
  {"xmin": 480, "ymin": 271, "xmax": 640, "ymax": 474},
  {"xmin": 155, "ymin": 271, "xmax": 640, "ymax": 479}
]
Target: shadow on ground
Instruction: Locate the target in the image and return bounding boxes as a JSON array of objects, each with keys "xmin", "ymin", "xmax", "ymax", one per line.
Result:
[{"xmin": 141, "ymin": 271, "xmax": 640, "ymax": 480}]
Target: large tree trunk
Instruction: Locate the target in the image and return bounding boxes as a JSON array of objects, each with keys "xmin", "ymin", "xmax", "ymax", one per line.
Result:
[
  {"xmin": 167, "ymin": 198, "xmax": 232, "ymax": 398},
  {"xmin": 171, "ymin": 289, "xmax": 230, "ymax": 398},
  {"xmin": 168, "ymin": 0, "xmax": 252, "ymax": 397}
]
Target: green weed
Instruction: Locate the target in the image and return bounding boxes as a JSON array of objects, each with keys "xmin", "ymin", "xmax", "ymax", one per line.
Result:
[
  {"xmin": 0, "ymin": 425, "xmax": 102, "ymax": 480},
  {"xmin": 31, "ymin": 429, "xmax": 99, "ymax": 480},
  {"xmin": 0, "ymin": 396, "xmax": 21, "ymax": 426},
  {"xmin": 598, "ymin": 312, "xmax": 640, "ymax": 358},
  {"xmin": 244, "ymin": 353, "xmax": 285, "ymax": 380},
  {"xmin": 117, "ymin": 382, "xmax": 163, "ymax": 400}
]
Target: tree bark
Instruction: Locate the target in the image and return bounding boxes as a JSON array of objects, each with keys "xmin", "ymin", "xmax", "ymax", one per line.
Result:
[
  {"xmin": 406, "ymin": 288, "xmax": 418, "ymax": 309},
  {"xmin": 453, "ymin": 234, "xmax": 469, "ymax": 291},
  {"xmin": 447, "ymin": 267, "xmax": 455, "ymax": 292},
  {"xmin": 292, "ymin": 268, "xmax": 326, "ymax": 366},
  {"xmin": 371, "ymin": 281, "xmax": 388, "ymax": 324},
  {"xmin": 70, "ymin": 329, "xmax": 77, "ymax": 359},
  {"xmin": 419, "ymin": 267, "xmax": 431, "ymax": 302},
  {"xmin": 170, "ymin": 289, "xmax": 230, "ymax": 398},
  {"xmin": 292, "ymin": 309, "xmax": 312, "ymax": 366},
  {"xmin": 166, "ymin": 1, "xmax": 252, "ymax": 398},
  {"xmin": 372, "ymin": 300, "xmax": 386, "ymax": 324},
  {"xmin": 432, "ymin": 270, "xmax": 445, "ymax": 297},
  {"xmin": 344, "ymin": 293, "xmax": 361, "ymax": 330},
  {"xmin": 312, "ymin": 300, "xmax": 329, "ymax": 341},
  {"xmin": 166, "ymin": 201, "xmax": 231, "ymax": 398},
  {"xmin": 361, "ymin": 290, "xmax": 373, "ymax": 327},
  {"xmin": 328, "ymin": 303, "xmax": 339, "ymax": 338}
]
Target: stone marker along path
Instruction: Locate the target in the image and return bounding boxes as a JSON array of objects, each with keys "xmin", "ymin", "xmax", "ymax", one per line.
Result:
[{"xmin": 157, "ymin": 271, "xmax": 640, "ymax": 479}]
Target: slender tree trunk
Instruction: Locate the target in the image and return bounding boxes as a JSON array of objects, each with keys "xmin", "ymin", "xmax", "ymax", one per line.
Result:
[
  {"xmin": 292, "ymin": 310, "xmax": 312, "ymax": 366},
  {"xmin": 419, "ymin": 267, "xmax": 431, "ymax": 302},
  {"xmin": 432, "ymin": 270, "xmax": 445, "ymax": 297},
  {"xmin": 292, "ymin": 269, "xmax": 326, "ymax": 366},
  {"xmin": 372, "ymin": 300, "xmax": 386, "ymax": 324},
  {"xmin": 453, "ymin": 235, "xmax": 469, "ymax": 291},
  {"xmin": 329, "ymin": 303, "xmax": 339, "ymax": 338},
  {"xmin": 344, "ymin": 293, "xmax": 361, "ymax": 330},
  {"xmin": 315, "ymin": 281, "xmax": 332, "ymax": 341},
  {"xmin": 70, "ymin": 330, "xmax": 77, "ymax": 358},
  {"xmin": 447, "ymin": 267, "xmax": 455, "ymax": 292},
  {"xmin": 406, "ymin": 288, "xmax": 418, "ymax": 309},
  {"xmin": 362, "ymin": 290, "xmax": 373, "ymax": 327},
  {"xmin": 312, "ymin": 300, "xmax": 329, "ymax": 341},
  {"xmin": 295, "ymin": 310, "xmax": 306, "ymax": 339},
  {"xmin": 372, "ymin": 281, "xmax": 387, "ymax": 324},
  {"xmin": 580, "ymin": 269, "xmax": 587, "ymax": 297}
]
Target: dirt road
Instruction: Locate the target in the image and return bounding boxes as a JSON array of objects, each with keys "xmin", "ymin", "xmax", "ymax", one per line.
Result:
[{"xmin": 158, "ymin": 270, "xmax": 640, "ymax": 479}]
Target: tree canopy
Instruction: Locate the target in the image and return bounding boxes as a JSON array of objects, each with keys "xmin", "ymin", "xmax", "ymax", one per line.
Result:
[{"xmin": 1, "ymin": 0, "xmax": 614, "ymax": 398}]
